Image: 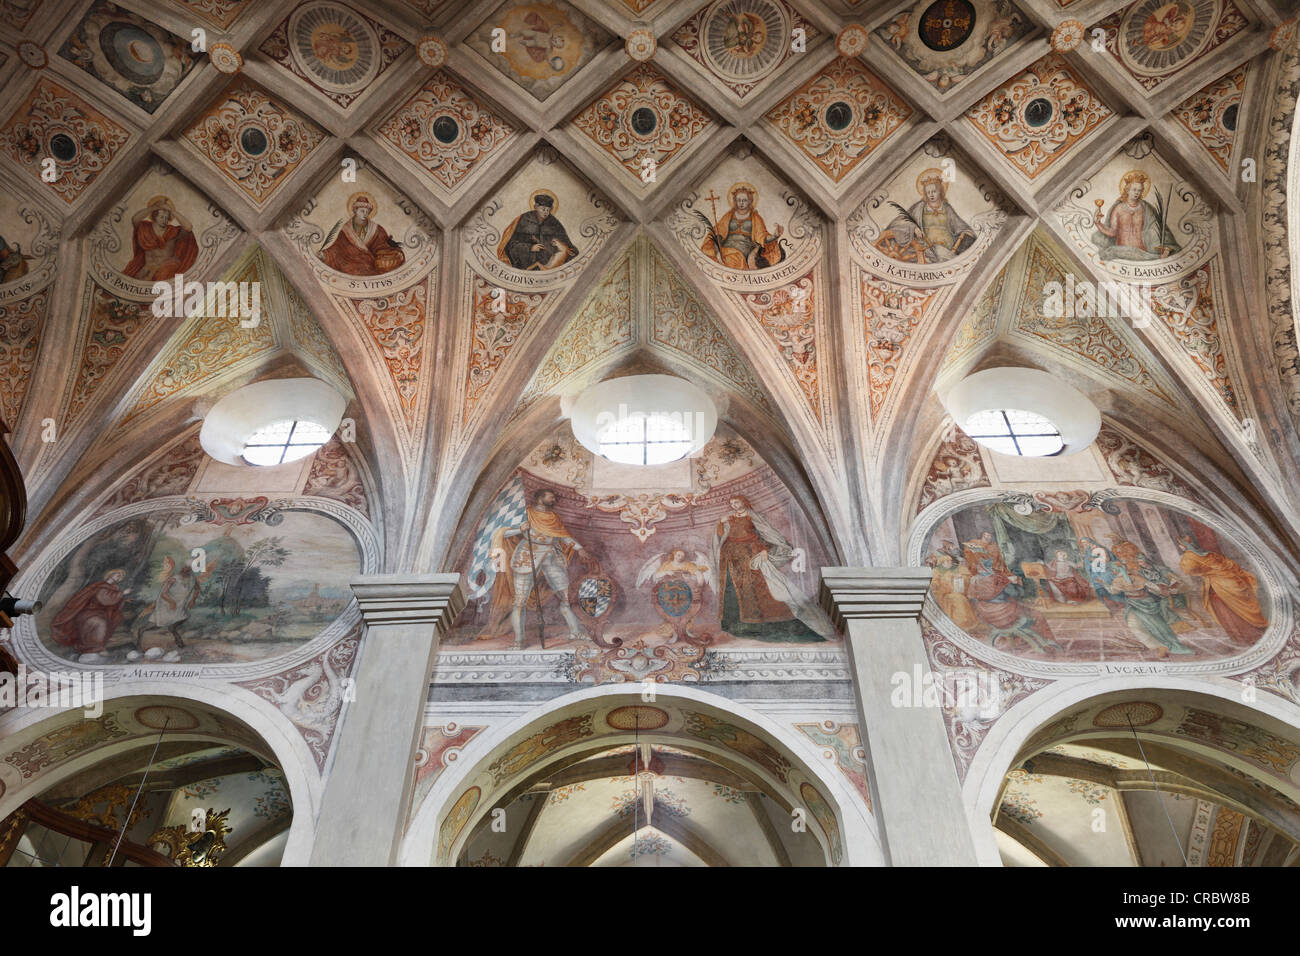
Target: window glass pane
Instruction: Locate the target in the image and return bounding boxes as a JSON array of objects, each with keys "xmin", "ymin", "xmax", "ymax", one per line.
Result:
[
  {"xmin": 597, "ymin": 414, "xmax": 645, "ymax": 445},
  {"xmin": 7, "ymin": 825, "xmax": 92, "ymax": 866},
  {"xmin": 645, "ymin": 441, "xmax": 692, "ymax": 465},
  {"xmin": 279, "ymin": 444, "xmax": 319, "ymax": 464},
  {"xmin": 963, "ymin": 407, "xmax": 1063, "ymax": 457},
  {"xmin": 964, "ymin": 409, "xmax": 1011, "ymax": 436},
  {"xmin": 287, "ymin": 421, "xmax": 331, "ymax": 445},
  {"xmin": 644, "ymin": 413, "xmax": 691, "ymax": 444},
  {"xmin": 598, "ymin": 442, "xmax": 647, "ymax": 466},
  {"xmin": 242, "ymin": 419, "xmax": 329, "ymax": 466},
  {"xmin": 247, "ymin": 419, "xmax": 295, "ymax": 444},
  {"xmin": 243, "ymin": 444, "xmax": 286, "ymax": 466},
  {"xmin": 1016, "ymin": 435, "xmax": 1065, "ymax": 456},
  {"xmin": 979, "ymin": 436, "xmax": 1020, "ymax": 456},
  {"xmin": 1002, "ymin": 408, "xmax": 1055, "ymax": 430}
]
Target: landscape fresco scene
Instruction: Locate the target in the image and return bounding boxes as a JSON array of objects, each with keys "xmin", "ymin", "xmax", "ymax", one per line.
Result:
[{"xmin": 35, "ymin": 505, "xmax": 360, "ymax": 665}]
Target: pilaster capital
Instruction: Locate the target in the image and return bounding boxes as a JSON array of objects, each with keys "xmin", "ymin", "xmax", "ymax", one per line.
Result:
[
  {"xmin": 350, "ymin": 574, "xmax": 464, "ymax": 631},
  {"xmin": 818, "ymin": 567, "xmax": 932, "ymax": 626}
]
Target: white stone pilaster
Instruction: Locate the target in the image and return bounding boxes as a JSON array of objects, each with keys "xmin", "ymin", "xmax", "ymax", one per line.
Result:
[{"xmin": 820, "ymin": 567, "xmax": 980, "ymax": 866}]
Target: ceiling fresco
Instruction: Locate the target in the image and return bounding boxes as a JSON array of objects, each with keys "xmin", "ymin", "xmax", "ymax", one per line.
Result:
[{"xmin": 0, "ymin": 0, "xmax": 1297, "ymax": 871}]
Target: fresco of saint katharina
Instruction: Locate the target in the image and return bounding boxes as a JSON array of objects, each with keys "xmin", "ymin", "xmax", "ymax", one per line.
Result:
[{"xmin": 875, "ymin": 169, "xmax": 976, "ymax": 264}]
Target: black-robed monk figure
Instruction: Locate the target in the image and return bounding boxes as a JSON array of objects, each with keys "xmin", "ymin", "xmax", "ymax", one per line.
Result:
[{"xmin": 497, "ymin": 191, "xmax": 579, "ymax": 271}]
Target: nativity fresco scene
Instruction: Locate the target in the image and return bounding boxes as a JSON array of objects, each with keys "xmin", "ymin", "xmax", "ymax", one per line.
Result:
[{"xmin": 0, "ymin": 0, "xmax": 1298, "ymax": 888}]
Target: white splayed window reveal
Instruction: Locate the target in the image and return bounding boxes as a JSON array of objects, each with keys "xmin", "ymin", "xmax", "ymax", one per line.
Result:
[
  {"xmin": 200, "ymin": 377, "xmax": 347, "ymax": 467},
  {"xmin": 942, "ymin": 366, "xmax": 1100, "ymax": 457},
  {"xmin": 566, "ymin": 374, "xmax": 718, "ymax": 468}
]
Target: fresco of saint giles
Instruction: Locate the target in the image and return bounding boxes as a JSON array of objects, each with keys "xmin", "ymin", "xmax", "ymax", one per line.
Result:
[{"xmin": 497, "ymin": 191, "xmax": 578, "ymax": 271}]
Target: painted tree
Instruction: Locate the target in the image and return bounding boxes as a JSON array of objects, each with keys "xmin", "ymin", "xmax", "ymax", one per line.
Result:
[{"xmin": 219, "ymin": 537, "xmax": 289, "ymax": 616}]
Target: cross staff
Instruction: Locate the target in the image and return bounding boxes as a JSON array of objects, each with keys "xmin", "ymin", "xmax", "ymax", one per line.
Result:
[{"xmin": 702, "ymin": 189, "xmax": 722, "ymax": 223}]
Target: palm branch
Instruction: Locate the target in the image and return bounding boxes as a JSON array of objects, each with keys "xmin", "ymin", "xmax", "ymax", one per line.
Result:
[
  {"xmin": 318, "ymin": 218, "xmax": 343, "ymax": 253},
  {"xmin": 886, "ymin": 200, "xmax": 937, "ymax": 253},
  {"xmin": 693, "ymin": 209, "xmax": 724, "ymax": 253},
  {"xmin": 1152, "ymin": 187, "xmax": 1175, "ymax": 250}
]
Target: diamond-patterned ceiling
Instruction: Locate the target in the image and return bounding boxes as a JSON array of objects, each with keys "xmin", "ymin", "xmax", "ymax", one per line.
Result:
[
  {"xmin": 874, "ymin": 0, "xmax": 1037, "ymax": 95},
  {"xmin": 0, "ymin": 0, "xmax": 1295, "ymax": 606},
  {"xmin": 571, "ymin": 63, "xmax": 714, "ymax": 188},
  {"xmin": 764, "ymin": 57, "xmax": 913, "ymax": 184},
  {"xmin": 180, "ymin": 78, "xmax": 326, "ymax": 205},
  {"xmin": 671, "ymin": 0, "xmax": 822, "ymax": 100},
  {"xmin": 374, "ymin": 71, "xmax": 518, "ymax": 194},
  {"xmin": 464, "ymin": 0, "xmax": 615, "ymax": 102},
  {"xmin": 963, "ymin": 54, "xmax": 1114, "ymax": 182}
]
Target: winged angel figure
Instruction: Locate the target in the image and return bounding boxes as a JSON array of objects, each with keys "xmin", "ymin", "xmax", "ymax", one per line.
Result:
[{"xmin": 635, "ymin": 549, "xmax": 712, "ymax": 589}]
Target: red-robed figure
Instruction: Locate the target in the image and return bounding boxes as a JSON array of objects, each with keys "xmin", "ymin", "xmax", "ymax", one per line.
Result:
[
  {"xmin": 123, "ymin": 196, "xmax": 198, "ymax": 282},
  {"xmin": 319, "ymin": 191, "xmax": 405, "ymax": 277},
  {"xmin": 50, "ymin": 568, "xmax": 129, "ymax": 654}
]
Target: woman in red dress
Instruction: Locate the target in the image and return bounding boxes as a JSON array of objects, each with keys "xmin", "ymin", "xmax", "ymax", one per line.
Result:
[{"xmin": 711, "ymin": 495, "xmax": 832, "ymax": 642}]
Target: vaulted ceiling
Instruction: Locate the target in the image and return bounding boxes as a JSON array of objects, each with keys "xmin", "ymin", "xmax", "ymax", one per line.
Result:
[{"xmin": 2, "ymin": 0, "xmax": 1299, "ymax": 576}]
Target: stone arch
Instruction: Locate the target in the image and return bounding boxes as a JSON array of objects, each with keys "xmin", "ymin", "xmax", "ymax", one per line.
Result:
[
  {"xmin": 0, "ymin": 680, "xmax": 321, "ymax": 865},
  {"xmin": 965, "ymin": 677, "xmax": 1300, "ymax": 866},
  {"xmin": 402, "ymin": 684, "xmax": 880, "ymax": 867}
]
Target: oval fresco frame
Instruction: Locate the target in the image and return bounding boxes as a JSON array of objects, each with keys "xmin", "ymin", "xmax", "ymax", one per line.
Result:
[
  {"xmin": 907, "ymin": 487, "xmax": 1293, "ymax": 678},
  {"xmin": 668, "ymin": 186, "xmax": 823, "ymax": 291},
  {"xmin": 8, "ymin": 494, "xmax": 379, "ymax": 682}
]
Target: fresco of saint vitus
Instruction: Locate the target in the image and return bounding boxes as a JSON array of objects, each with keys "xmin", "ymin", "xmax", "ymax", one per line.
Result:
[
  {"xmin": 124, "ymin": 195, "xmax": 198, "ymax": 282},
  {"xmin": 1091, "ymin": 170, "xmax": 1181, "ymax": 261},
  {"xmin": 710, "ymin": 495, "xmax": 833, "ymax": 642},
  {"xmin": 875, "ymin": 169, "xmax": 976, "ymax": 264},
  {"xmin": 697, "ymin": 183, "xmax": 785, "ymax": 270},
  {"xmin": 497, "ymin": 191, "xmax": 578, "ymax": 271},
  {"xmin": 319, "ymin": 191, "xmax": 406, "ymax": 276}
]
